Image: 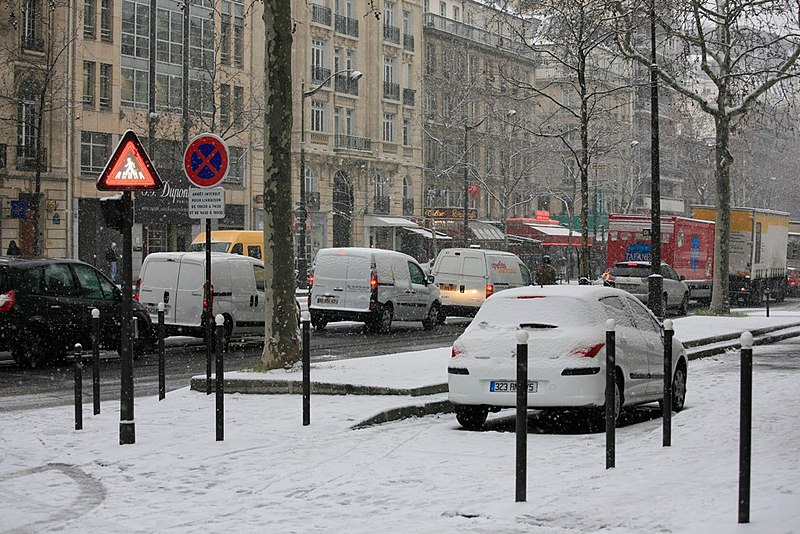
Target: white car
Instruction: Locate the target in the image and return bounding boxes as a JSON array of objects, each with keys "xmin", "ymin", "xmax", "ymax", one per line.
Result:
[
  {"xmin": 448, "ymin": 285, "xmax": 688, "ymax": 430},
  {"xmin": 604, "ymin": 261, "xmax": 690, "ymax": 316}
]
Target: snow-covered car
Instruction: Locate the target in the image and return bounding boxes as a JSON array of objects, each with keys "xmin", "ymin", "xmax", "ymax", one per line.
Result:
[
  {"xmin": 603, "ymin": 261, "xmax": 690, "ymax": 316},
  {"xmin": 448, "ymin": 285, "xmax": 688, "ymax": 430}
]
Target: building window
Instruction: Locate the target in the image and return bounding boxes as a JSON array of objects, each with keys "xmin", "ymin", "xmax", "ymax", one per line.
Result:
[
  {"xmin": 80, "ymin": 131, "xmax": 111, "ymax": 175},
  {"xmin": 383, "ymin": 113, "xmax": 395, "ymax": 142},
  {"xmin": 188, "ymin": 78, "xmax": 214, "ymax": 115},
  {"xmin": 156, "ymin": 7, "xmax": 183, "ymax": 65},
  {"xmin": 384, "ymin": 56, "xmax": 395, "ymax": 83},
  {"xmin": 99, "ymin": 63, "xmax": 112, "ymax": 110},
  {"xmin": 155, "ymin": 73, "xmax": 182, "ymax": 110},
  {"xmin": 233, "ymin": 85, "xmax": 244, "ymax": 126},
  {"xmin": 121, "ymin": 67, "xmax": 148, "ymax": 108},
  {"xmin": 100, "ymin": 0, "xmax": 112, "ymax": 41},
  {"xmin": 190, "ymin": 13, "xmax": 215, "ymax": 69},
  {"xmin": 453, "ymin": 5, "xmax": 460, "ymax": 21},
  {"xmin": 225, "ymin": 146, "xmax": 245, "ymax": 185},
  {"xmin": 22, "ymin": 0, "xmax": 43, "ymax": 51},
  {"xmin": 311, "ymin": 39, "xmax": 327, "ymax": 82},
  {"xmin": 345, "ymin": 108, "xmax": 354, "ymax": 135},
  {"xmin": 121, "ymin": 0, "xmax": 150, "ymax": 59},
  {"xmin": 84, "ymin": 0, "xmax": 96, "ymax": 39},
  {"xmin": 233, "ymin": 2, "xmax": 244, "ymax": 68},
  {"xmin": 220, "ymin": 84, "xmax": 231, "ymax": 127},
  {"xmin": 439, "ymin": 1, "xmax": 445, "ymax": 17},
  {"xmin": 311, "ymin": 100, "xmax": 325, "ymax": 132},
  {"xmin": 403, "ymin": 118, "xmax": 411, "ymax": 146},
  {"xmin": 220, "ymin": 1, "xmax": 232, "ymax": 65},
  {"xmin": 83, "ymin": 61, "xmax": 95, "ymax": 107},
  {"xmin": 384, "ymin": 1, "xmax": 395, "ymax": 27},
  {"xmin": 17, "ymin": 85, "xmax": 38, "ymax": 156}
]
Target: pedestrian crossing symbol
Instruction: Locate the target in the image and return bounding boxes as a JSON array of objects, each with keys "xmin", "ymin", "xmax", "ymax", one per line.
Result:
[{"xmin": 96, "ymin": 130, "xmax": 162, "ymax": 191}]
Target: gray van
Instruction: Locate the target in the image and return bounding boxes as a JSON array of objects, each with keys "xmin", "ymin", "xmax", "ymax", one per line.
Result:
[{"xmin": 309, "ymin": 247, "xmax": 440, "ymax": 333}]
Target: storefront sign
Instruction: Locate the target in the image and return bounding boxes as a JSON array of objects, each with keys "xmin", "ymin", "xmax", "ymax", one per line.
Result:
[{"xmin": 423, "ymin": 207, "xmax": 478, "ymax": 220}]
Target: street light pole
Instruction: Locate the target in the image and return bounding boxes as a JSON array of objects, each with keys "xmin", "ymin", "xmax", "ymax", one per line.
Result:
[
  {"xmin": 298, "ymin": 70, "xmax": 362, "ymax": 289},
  {"xmin": 463, "ymin": 124, "xmax": 474, "ymax": 247},
  {"xmin": 648, "ymin": 0, "xmax": 663, "ymax": 318}
]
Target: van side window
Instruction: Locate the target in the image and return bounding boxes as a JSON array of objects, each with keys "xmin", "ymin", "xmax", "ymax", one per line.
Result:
[
  {"xmin": 247, "ymin": 245, "xmax": 262, "ymax": 260},
  {"xmin": 98, "ymin": 274, "xmax": 118, "ymax": 300},
  {"xmin": 520, "ymin": 263, "xmax": 532, "ymax": 285},
  {"xmin": 408, "ymin": 262, "xmax": 426, "ymax": 285},
  {"xmin": 230, "ymin": 243, "xmax": 244, "ymax": 255},
  {"xmin": 253, "ymin": 265, "xmax": 265, "ymax": 291},
  {"xmin": 43, "ymin": 263, "xmax": 77, "ymax": 296},
  {"xmin": 72, "ymin": 264, "xmax": 104, "ymax": 299}
]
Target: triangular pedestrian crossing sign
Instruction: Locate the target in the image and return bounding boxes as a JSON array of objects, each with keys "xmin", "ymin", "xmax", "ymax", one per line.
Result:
[{"xmin": 96, "ymin": 130, "xmax": 162, "ymax": 191}]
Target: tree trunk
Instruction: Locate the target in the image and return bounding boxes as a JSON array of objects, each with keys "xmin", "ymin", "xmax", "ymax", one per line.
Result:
[
  {"xmin": 710, "ymin": 113, "xmax": 733, "ymax": 314},
  {"xmin": 261, "ymin": 2, "xmax": 301, "ymax": 369}
]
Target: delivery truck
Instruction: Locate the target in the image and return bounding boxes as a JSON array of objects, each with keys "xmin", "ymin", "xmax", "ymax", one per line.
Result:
[
  {"xmin": 606, "ymin": 214, "xmax": 715, "ymax": 303},
  {"xmin": 691, "ymin": 206, "xmax": 789, "ymax": 304}
]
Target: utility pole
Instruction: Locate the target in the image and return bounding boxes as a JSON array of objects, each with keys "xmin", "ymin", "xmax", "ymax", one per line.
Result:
[{"xmin": 648, "ymin": 0, "xmax": 663, "ymax": 318}]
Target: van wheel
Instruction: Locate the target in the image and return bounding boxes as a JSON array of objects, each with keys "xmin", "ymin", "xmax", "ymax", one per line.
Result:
[
  {"xmin": 376, "ymin": 305, "xmax": 393, "ymax": 334},
  {"xmin": 422, "ymin": 303, "xmax": 440, "ymax": 331}
]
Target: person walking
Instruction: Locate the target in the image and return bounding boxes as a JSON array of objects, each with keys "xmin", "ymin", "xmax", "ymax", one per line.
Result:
[
  {"xmin": 105, "ymin": 242, "xmax": 118, "ymax": 283},
  {"xmin": 6, "ymin": 240, "xmax": 20, "ymax": 256},
  {"xmin": 536, "ymin": 255, "xmax": 557, "ymax": 286}
]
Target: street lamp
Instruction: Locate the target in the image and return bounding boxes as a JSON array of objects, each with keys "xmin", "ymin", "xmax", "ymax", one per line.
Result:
[{"xmin": 297, "ymin": 69, "xmax": 363, "ymax": 289}]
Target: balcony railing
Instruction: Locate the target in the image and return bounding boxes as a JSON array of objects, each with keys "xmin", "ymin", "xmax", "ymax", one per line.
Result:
[
  {"xmin": 311, "ymin": 65, "xmax": 332, "ymax": 86},
  {"xmin": 383, "ymin": 81, "xmax": 400, "ymax": 101},
  {"xmin": 402, "ymin": 88, "xmax": 415, "ymax": 107},
  {"xmin": 383, "ymin": 25, "xmax": 400, "ymax": 44},
  {"xmin": 335, "ymin": 14, "xmax": 359, "ymax": 37},
  {"xmin": 306, "ymin": 191, "xmax": 321, "ymax": 210},
  {"xmin": 21, "ymin": 35, "xmax": 44, "ymax": 52},
  {"xmin": 422, "ymin": 13, "xmax": 534, "ymax": 59},
  {"xmin": 403, "ymin": 34, "xmax": 415, "ymax": 51},
  {"xmin": 335, "ymin": 73, "xmax": 359, "ymax": 96},
  {"xmin": 403, "ymin": 198, "xmax": 414, "ymax": 215},
  {"xmin": 15, "ymin": 145, "xmax": 47, "ymax": 171},
  {"xmin": 373, "ymin": 195, "xmax": 390, "ymax": 214},
  {"xmin": 333, "ymin": 134, "xmax": 372, "ymax": 152},
  {"xmin": 311, "ymin": 4, "xmax": 331, "ymax": 26}
]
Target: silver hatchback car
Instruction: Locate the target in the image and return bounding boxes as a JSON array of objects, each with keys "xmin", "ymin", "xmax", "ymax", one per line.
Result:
[{"xmin": 604, "ymin": 261, "xmax": 690, "ymax": 315}]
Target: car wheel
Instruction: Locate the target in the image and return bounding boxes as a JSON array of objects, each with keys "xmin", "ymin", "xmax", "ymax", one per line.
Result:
[
  {"xmin": 437, "ymin": 309, "xmax": 447, "ymax": 325},
  {"xmin": 376, "ymin": 304, "xmax": 393, "ymax": 334},
  {"xmin": 455, "ymin": 405, "xmax": 488, "ymax": 430},
  {"xmin": 671, "ymin": 364, "xmax": 687, "ymax": 412},
  {"xmin": 15, "ymin": 328, "xmax": 50, "ymax": 369},
  {"xmin": 313, "ymin": 318, "xmax": 328, "ymax": 331},
  {"xmin": 422, "ymin": 303, "xmax": 439, "ymax": 331},
  {"xmin": 678, "ymin": 293, "xmax": 689, "ymax": 316}
]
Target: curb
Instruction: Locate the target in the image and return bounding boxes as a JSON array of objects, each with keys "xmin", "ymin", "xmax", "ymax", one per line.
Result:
[
  {"xmin": 351, "ymin": 399, "xmax": 454, "ymax": 430},
  {"xmin": 189, "ymin": 376, "xmax": 447, "ymax": 397},
  {"xmin": 681, "ymin": 321, "xmax": 800, "ymax": 348}
]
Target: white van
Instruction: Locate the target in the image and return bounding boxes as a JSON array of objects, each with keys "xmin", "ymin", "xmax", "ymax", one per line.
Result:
[
  {"xmin": 309, "ymin": 247, "xmax": 441, "ymax": 333},
  {"xmin": 431, "ymin": 248, "xmax": 532, "ymax": 319},
  {"xmin": 136, "ymin": 252, "xmax": 265, "ymax": 344}
]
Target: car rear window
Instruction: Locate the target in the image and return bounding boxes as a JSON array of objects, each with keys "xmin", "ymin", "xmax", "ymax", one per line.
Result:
[{"xmin": 610, "ymin": 266, "xmax": 649, "ymax": 277}]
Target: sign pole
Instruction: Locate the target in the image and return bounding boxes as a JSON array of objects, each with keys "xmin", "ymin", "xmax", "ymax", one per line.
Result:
[
  {"xmin": 205, "ymin": 217, "xmax": 213, "ymax": 394},
  {"xmin": 119, "ymin": 191, "xmax": 135, "ymax": 444}
]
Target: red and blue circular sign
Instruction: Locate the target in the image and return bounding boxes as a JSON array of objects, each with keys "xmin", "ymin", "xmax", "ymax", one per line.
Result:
[{"xmin": 184, "ymin": 133, "xmax": 229, "ymax": 188}]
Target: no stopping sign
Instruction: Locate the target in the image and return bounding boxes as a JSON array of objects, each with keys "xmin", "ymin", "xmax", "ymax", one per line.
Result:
[{"xmin": 184, "ymin": 133, "xmax": 229, "ymax": 188}]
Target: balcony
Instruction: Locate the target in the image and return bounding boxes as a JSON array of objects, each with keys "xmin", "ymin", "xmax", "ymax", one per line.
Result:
[
  {"xmin": 15, "ymin": 145, "xmax": 47, "ymax": 171},
  {"xmin": 311, "ymin": 65, "xmax": 332, "ymax": 86},
  {"xmin": 383, "ymin": 81, "xmax": 400, "ymax": 101},
  {"xmin": 21, "ymin": 35, "xmax": 44, "ymax": 52},
  {"xmin": 403, "ymin": 198, "xmax": 414, "ymax": 215},
  {"xmin": 373, "ymin": 195, "xmax": 390, "ymax": 214},
  {"xmin": 335, "ymin": 73, "xmax": 359, "ymax": 96},
  {"xmin": 402, "ymin": 88, "xmax": 415, "ymax": 107},
  {"xmin": 311, "ymin": 3, "xmax": 331, "ymax": 26},
  {"xmin": 333, "ymin": 134, "xmax": 372, "ymax": 152},
  {"xmin": 383, "ymin": 25, "xmax": 400, "ymax": 44},
  {"xmin": 403, "ymin": 34, "xmax": 415, "ymax": 52},
  {"xmin": 306, "ymin": 191, "xmax": 321, "ymax": 210},
  {"xmin": 422, "ymin": 13, "xmax": 534, "ymax": 59},
  {"xmin": 335, "ymin": 14, "xmax": 359, "ymax": 37}
]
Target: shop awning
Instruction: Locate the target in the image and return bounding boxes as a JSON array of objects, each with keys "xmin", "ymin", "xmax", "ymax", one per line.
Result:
[
  {"xmin": 469, "ymin": 221, "xmax": 505, "ymax": 241},
  {"xmin": 403, "ymin": 226, "xmax": 453, "ymax": 240},
  {"xmin": 363, "ymin": 215, "xmax": 419, "ymax": 228}
]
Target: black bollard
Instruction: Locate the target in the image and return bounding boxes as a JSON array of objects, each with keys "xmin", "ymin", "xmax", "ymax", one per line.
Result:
[
  {"xmin": 302, "ymin": 311, "xmax": 311, "ymax": 426},
  {"xmin": 91, "ymin": 308, "xmax": 100, "ymax": 415},
  {"xmin": 605, "ymin": 319, "xmax": 616, "ymax": 469},
  {"xmin": 158, "ymin": 302, "xmax": 165, "ymax": 401},
  {"xmin": 739, "ymin": 332, "xmax": 753, "ymax": 524},
  {"xmin": 663, "ymin": 319, "xmax": 673, "ymax": 447},
  {"xmin": 515, "ymin": 329, "xmax": 529, "ymax": 503},
  {"xmin": 215, "ymin": 314, "xmax": 224, "ymax": 441},
  {"xmin": 765, "ymin": 287, "xmax": 770, "ymax": 318},
  {"xmin": 74, "ymin": 343, "xmax": 83, "ymax": 430}
]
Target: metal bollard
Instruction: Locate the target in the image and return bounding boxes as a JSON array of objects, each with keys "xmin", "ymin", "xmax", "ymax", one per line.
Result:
[
  {"xmin": 215, "ymin": 314, "xmax": 225, "ymax": 442},
  {"xmin": 158, "ymin": 302, "xmax": 165, "ymax": 400},
  {"xmin": 663, "ymin": 319, "xmax": 673, "ymax": 447},
  {"xmin": 765, "ymin": 287, "xmax": 770, "ymax": 317},
  {"xmin": 91, "ymin": 308, "xmax": 100, "ymax": 415},
  {"xmin": 605, "ymin": 319, "xmax": 616, "ymax": 469},
  {"xmin": 302, "ymin": 310, "xmax": 311, "ymax": 426},
  {"xmin": 738, "ymin": 332, "xmax": 753, "ymax": 524},
  {"xmin": 74, "ymin": 343, "xmax": 83, "ymax": 430},
  {"xmin": 515, "ymin": 329, "xmax": 529, "ymax": 503}
]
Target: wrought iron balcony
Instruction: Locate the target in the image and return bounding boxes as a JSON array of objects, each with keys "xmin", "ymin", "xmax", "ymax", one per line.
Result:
[
  {"xmin": 373, "ymin": 195, "xmax": 390, "ymax": 214},
  {"xmin": 15, "ymin": 145, "xmax": 47, "ymax": 171},
  {"xmin": 403, "ymin": 34, "xmax": 415, "ymax": 51},
  {"xmin": 311, "ymin": 66, "xmax": 332, "ymax": 86},
  {"xmin": 333, "ymin": 134, "xmax": 372, "ymax": 152},
  {"xmin": 335, "ymin": 73, "xmax": 359, "ymax": 96},
  {"xmin": 402, "ymin": 88, "xmax": 416, "ymax": 107},
  {"xmin": 383, "ymin": 25, "xmax": 400, "ymax": 44},
  {"xmin": 311, "ymin": 4, "xmax": 331, "ymax": 26},
  {"xmin": 383, "ymin": 81, "xmax": 400, "ymax": 101},
  {"xmin": 403, "ymin": 198, "xmax": 414, "ymax": 215},
  {"xmin": 335, "ymin": 14, "xmax": 359, "ymax": 37}
]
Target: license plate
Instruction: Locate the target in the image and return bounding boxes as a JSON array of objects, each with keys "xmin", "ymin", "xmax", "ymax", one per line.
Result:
[
  {"xmin": 439, "ymin": 284, "xmax": 456, "ymax": 291},
  {"xmin": 489, "ymin": 381, "xmax": 538, "ymax": 393},
  {"xmin": 146, "ymin": 305, "xmax": 163, "ymax": 314},
  {"xmin": 317, "ymin": 295, "xmax": 338, "ymax": 304}
]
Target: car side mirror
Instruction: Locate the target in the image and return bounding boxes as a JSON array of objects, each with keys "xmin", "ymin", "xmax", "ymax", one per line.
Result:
[
  {"xmin": 679, "ymin": 274, "xmax": 686, "ymax": 281},
  {"xmin": 427, "ymin": 274, "xmax": 435, "ymax": 284}
]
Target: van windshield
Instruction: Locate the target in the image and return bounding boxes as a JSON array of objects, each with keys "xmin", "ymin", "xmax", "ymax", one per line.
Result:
[{"xmin": 188, "ymin": 242, "xmax": 231, "ymax": 253}]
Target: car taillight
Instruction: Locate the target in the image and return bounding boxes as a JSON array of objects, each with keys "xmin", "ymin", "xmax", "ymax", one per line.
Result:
[
  {"xmin": 0, "ymin": 290, "xmax": 15, "ymax": 313},
  {"xmin": 571, "ymin": 342, "xmax": 605, "ymax": 358},
  {"xmin": 370, "ymin": 270, "xmax": 378, "ymax": 293},
  {"xmin": 485, "ymin": 284, "xmax": 494, "ymax": 298},
  {"xmin": 134, "ymin": 278, "xmax": 141, "ymax": 301},
  {"xmin": 308, "ymin": 273, "xmax": 314, "ymax": 288},
  {"xmin": 451, "ymin": 345, "xmax": 465, "ymax": 358}
]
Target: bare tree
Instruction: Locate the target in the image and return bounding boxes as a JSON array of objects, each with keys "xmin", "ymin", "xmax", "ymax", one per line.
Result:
[{"xmin": 616, "ymin": 0, "xmax": 800, "ymax": 313}]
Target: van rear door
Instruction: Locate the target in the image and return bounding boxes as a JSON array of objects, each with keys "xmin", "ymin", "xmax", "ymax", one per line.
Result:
[
  {"xmin": 138, "ymin": 257, "xmax": 181, "ymax": 323},
  {"xmin": 311, "ymin": 250, "xmax": 371, "ymax": 312},
  {"xmin": 434, "ymin": 250, "xmax": 487, "ymax": 309},
  {"xmin": 173, "ymin": 258, "xmax": 205, "ymax": 327}
]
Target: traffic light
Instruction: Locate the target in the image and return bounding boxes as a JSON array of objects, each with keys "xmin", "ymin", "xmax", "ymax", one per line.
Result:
[{"xmin": 100, "ymin": 193, "xmax": 125, "ymax": 230}]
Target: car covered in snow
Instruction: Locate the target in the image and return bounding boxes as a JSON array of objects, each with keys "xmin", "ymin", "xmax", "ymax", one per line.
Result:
[{"xmin": 448, "ymin": 285, "xmax": 687, "ymax": 430}]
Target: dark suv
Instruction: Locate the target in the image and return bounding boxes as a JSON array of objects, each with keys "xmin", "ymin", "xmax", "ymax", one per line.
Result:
[{"xmin": 0, "ymin": 257, "xmax": 154, "ymax": 368}]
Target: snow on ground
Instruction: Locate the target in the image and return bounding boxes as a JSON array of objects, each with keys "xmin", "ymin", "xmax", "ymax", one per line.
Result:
[{"xmin": 1, "ymin": 314, "xmax": 799, "ymax": 533}]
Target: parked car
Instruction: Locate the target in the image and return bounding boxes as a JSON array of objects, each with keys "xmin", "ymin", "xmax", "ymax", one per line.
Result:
[
  {"xmin": 448, "ymin": 285, "xmax": 688, "ymax": 430},
  {"xmin": 787, "ymin": 268, "xmax": 800, "ymax": 297},
  {"xmin": 0, "ymin": 257, "xmax": 155, "ymax": 368},
  {"xmin": 430, "ymin": 248, "xmax": 532, "ymax": 320},
  {"xmin": 603, "ymin": 261, "xmax": 690, "ymax": 315},
  {"xmin": 309, "ymin": 247, "xmax": 440, "ymax": 333}
]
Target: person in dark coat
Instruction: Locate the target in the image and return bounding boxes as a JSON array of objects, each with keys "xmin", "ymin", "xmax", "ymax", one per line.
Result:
[
  {"xmin": 536, "ymin": 255, "xmax": 558, "ymax": 286},
  {"xmin": 105, "ymin": 242, "xmax": 118, "ymax": 282},
  {"xmin": 6, "ymin": 240, "xmax": 21, "ymax": 256}
]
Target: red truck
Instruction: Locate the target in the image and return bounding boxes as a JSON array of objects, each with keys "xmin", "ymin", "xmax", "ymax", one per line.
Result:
[{"xmin": 606, "ymin": 214, "xmax": 715, "ymax": 303}]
